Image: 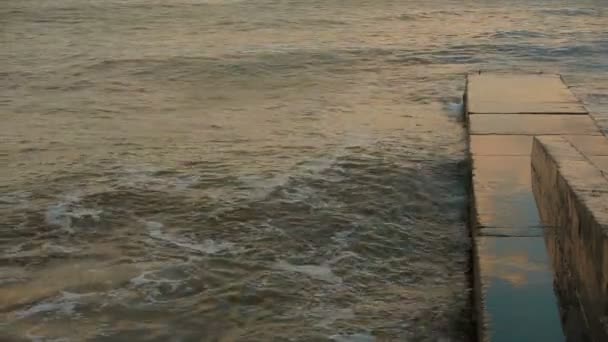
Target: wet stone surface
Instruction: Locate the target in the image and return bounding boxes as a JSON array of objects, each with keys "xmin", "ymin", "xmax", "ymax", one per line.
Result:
[
  {"xmin": 472, "ymin": 156, "xmax": 544, "ymax": 230},
  {"xmin": 465, "ymin": 73, "xmax": 602, "ymax": 342},
  {"xmin": 475, "ymin": 236, "xmax": 564, "ymax": 342},
  {"xmin": 469, "ymin": 114, "xmax": 601, "ymax": 136},
  {"xmin": 466, "ymin": 73, "xmax": 587, "ymax": 114},
  {"xmin": 470, "ymin": 136, "xmax": 533, "ymax": 156}
]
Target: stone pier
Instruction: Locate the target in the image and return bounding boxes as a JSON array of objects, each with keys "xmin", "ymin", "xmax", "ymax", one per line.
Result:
[
  {"xmin": 465, "ymin": 72, "xmax": 607, "ymax": 341},
  {"xmin": 531, "ymin": 136, "xmax": 608, "ymax": 341}
]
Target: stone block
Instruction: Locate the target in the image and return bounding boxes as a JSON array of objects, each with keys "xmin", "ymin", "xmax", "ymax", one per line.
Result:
[
  {"xmin": 590, "ymin": 156, "xmax": 608, "ymax": 175},
  {"xmin": 531, "ymin": 136, "xmax": 608, "ymax": 341},
  {"xmin": 469, "ymin": 114, "xmax": 601, "ymax": 135},
  {"xmin": 470, "ymin": 135, "xmax": 533, "ymax": 156},
  {"xmin": 565, "ymin": 135, "xmax": 608, "ymax": 156},
  {"xmin": 466, "ymin": 73, "xmax": 587, "ymax": 114}
]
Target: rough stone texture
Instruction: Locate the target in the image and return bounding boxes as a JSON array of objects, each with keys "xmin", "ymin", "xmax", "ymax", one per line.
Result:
[
  {"xmin": 590, "ymin": 156, "xmax": 608, "ymax": 175},
  {"xmin": 469, "ymin": 114, "xmax": 601, "ymax": 135},
  {"xmin": 591, "ymin": 113, "xmax": 608, "ymax": 136},
  {"xmin": 532, "ymin": 137, "xmax": 608, "ymax": 226},
  {"xmin": 466, "ymin": 73, "xmax": 587, "ymax": 114},
  {"xmin": 531, "ymin": 136, "xmax": 608, "ymax": 341},
  {"xmin": 565, "ymin": 135, "xmax": 608, "ymax": 156}
]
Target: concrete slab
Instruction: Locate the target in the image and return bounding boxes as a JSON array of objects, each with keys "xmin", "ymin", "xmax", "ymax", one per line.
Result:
[
  {"xmin": 470, "ymin": 135, "xmax": 533, "ymax": 156},
  {"xmin": 592, "ymin": 114, "xmax": 608, "ymax": 135},
  {"xmin": 469, "ymin": 114, "xmax": 601, "ymax": 135},
  {"xmin": 532, "ymin": 136, "xmax": 608, "ymax": 235},
  {"xmin": 472, "ymin": 156, "xmax": 544, "ymax": 230},
  {"xmin": 531, "ymin": 136, "xmax": 587, "ymax": 161},
  {"xmin": 532, "ymin": 136, "xmax": 607, "ymax": 195},
  {"xmin": 466, "ymin": 73, "xmax": 587, "ymax": 114},
  {"xmin": 590, "ymin": 156, "xmax": 608, "ymax": 175},
  {"xmin": 474, "ymin": 236, "xmax": 565, "ymax": 342},
  {"xmin": 565, "ymin": 135, "xmax": 608, "ymax": 156},
  {"xmin": 470, "ymin": 135, "xmax": 608, "ymax": 157}
]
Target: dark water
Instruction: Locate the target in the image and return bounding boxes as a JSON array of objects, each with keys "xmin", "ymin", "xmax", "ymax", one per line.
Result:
[{"xmin": 1, "ymin": 0, "xmax": 607, "ymax": 340}]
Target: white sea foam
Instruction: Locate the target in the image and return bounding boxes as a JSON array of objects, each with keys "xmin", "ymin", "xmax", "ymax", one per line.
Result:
[
  {"xmin": 45, "ymin": 202, "xmax": 71, "ymax": 229},
  {"xmin": 238, "ymin": 173, "xmax": 292, "ymax": 200},
  {"xmin": 237, "ymin": 152, "xmax": 344, "ymax": 201},
  {"xmin": 327, "ymin": 251, "xmax": 363, "ymax": 265},
  {"xmin": 174, "ymin": 175, "xmax": 201, "ymax": 190},
  {"xmin": 16, "ymin": 291, "xmax": 93, "ymax": 319},
  {"xmin": 0, "ymin": 191, "xmax": 31, "ymax": 208},
  {"xmin": 41, "ymin": 242, "xmax": 81, "ymax": 254},
  {"xmin": 130, "ymin": 270, "xmax": 182, "ymax": 292},
  {"xmin": 44, "ymin": 194, "xmax": 102, "ymax": 232},
  {"xmin": 274, "ymin": 260, "xmax": 342, "ymax": 284},
  {"xmin": 119, "ymin": 166, "xmax": 200, "ymax": 192},
  {"xmin": 446, "ymin": 101, "xmax": 464, "ymax": 120},
  {"xmin": 45, "ymin": 204, "xmax": 102, "ymax": 232},
  {"xmin": 146, "ymin": 221, "xmax": 236, "ymax": 254},
  {"xmin": 331, "ymin": 230, "xmax": 353, "ymax": 247}
]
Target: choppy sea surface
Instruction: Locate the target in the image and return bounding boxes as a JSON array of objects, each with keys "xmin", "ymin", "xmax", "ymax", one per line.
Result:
[{"xmin": 1, "ymin": 0, "xmax": 607, "ymax": 340}]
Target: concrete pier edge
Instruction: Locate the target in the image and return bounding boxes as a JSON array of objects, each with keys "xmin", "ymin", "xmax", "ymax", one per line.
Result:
[
  {"xmin": 463, "ymin": 71, "xmax": 608, "ymax": 341},
  {"xmin": 531, "ymin": 136, "xmax": 608, "ymax": 341}
]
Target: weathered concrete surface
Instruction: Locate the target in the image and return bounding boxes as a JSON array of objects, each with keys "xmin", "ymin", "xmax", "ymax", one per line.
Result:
[
  {"xmin": 465, "ymin": 72, "xmax": 603, "ymax": 342},
  {"xmin": 531, "ymin": 136, "xmax": 608, "ymax": 342},
  {"xmin": 590, "ymin": 156, "xmax": 608, "ymax": 175},
  {"xmin": 470, "ymin": 136, "xmax": 533, "ymax": 156},
  {"xmin": 564, "ymin": 135, "xmax": 608, "ymax": 156},
  {"xmin": 470, "ymin": 114, "xmax": 601, "ymax": 135},
  {"xmin": 471, "ymin": 135, "xmax": 608, "ymax": 157},
  {"xmin": 466, "ymin": 73, "xmax": 587, "ymax": 114}
]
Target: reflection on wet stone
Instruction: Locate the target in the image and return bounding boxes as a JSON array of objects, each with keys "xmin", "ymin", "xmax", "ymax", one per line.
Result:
[
  {"xmin": 476, "ymin": 236, "xmax": 563, "ymax": 341},
  {"xmin": 464, "ymin": 72, "xmax": 600, "ymax": 342}
]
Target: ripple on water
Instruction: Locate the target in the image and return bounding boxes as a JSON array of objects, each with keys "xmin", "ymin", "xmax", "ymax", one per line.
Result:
[
  {"xmin": 145, "ymin": 221, "xmax": 238, "ymax": 255},
  {"xmin": 274, "ymin": 260, "xmax": 342, "ymax": 284}
]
